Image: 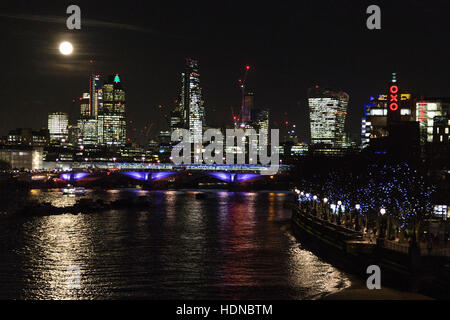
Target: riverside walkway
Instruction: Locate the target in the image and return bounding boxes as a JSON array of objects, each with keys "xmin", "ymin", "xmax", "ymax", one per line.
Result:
[{"xmin": 294, "ymin": 201, "xmax": 450, "ymax": 258}]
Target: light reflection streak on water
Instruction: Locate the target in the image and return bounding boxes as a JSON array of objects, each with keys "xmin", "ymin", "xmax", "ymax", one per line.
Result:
[
  {"xmin": 22, "ymin": 214, "xmax": 92, "ymax": 299},
  {"xmin": 0, "ymin": 189, "xmax": 352, "ymax": 299},
  {"xmin": 220, "ymin": 192, "xmax": 259, "ymax": 289}
]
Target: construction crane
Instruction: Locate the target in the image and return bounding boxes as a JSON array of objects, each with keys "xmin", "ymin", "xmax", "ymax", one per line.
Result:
[{"xmin": 233, "ymin": 65, "xmax": 251, "ymax": 126}]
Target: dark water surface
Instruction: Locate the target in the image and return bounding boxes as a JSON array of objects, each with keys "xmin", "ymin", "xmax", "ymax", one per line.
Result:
[{"xmin": 0, "ymin": 189, "xmax": 351, "ymax": 299}]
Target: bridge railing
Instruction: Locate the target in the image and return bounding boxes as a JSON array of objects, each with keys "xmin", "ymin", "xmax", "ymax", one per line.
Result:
[{"xmin": 69, "ymin": 162, "xmax": 291, "ymax": 173}]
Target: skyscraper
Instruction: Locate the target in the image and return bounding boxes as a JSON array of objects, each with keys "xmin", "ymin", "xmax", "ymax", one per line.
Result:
[
  {"xmin": 251, "ymin": 108, "xmax": 269, "ymax": 146},
  {"xmin": 89, "ymin": 74, "xmax": 103, "ymax": 118},
  {"xmin": 308, "ymin": 86, "xmax": 349, "ymax": 146},
  {"xmin": 80, "ymin": 92, "xmax": 91, "ymax": 118},
  {"xmin": 79, "ymin": 90, "xmax": 99, "ymax": 146},
  {"xmin": 179, "ymin": 58, "xmax": 205, "ymax": 143},
  {"xmin": 48, "ymin": 112, "xmax": 69, "ymax": 144},
  {"xmin": 241, "ymin": 92, "xmax": 255, "ymax": 124},
  {"xmin": 97, "ymin": 74, "xmax": 127, "ymax": 147}
]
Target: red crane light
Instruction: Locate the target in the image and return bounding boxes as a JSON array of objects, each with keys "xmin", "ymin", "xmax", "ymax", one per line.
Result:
[{"xmin": 245, "ymin": 65, "xmax": 250, "ymax": 70}]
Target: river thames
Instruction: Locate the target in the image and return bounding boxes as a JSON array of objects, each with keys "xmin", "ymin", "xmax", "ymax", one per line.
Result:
[{"xmin": 0, "ymin": 189, "xmax": 351, "ymax": 299}]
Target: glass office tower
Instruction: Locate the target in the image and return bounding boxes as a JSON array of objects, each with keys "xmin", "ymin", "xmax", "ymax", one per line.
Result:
[{"xmin": 308, "ymin": 86, "xmax": 349, "ymax": 146}]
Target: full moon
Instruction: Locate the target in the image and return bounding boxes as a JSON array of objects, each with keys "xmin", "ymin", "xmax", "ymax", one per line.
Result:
[{"xmin": 59, "ymin": 41, "xmax": 73, "ymax": 55}]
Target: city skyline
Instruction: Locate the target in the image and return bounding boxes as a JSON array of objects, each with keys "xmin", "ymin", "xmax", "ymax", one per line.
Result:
[{"xmin": 2, "ymin": 1, "xmax": 450, "ymax": 141}]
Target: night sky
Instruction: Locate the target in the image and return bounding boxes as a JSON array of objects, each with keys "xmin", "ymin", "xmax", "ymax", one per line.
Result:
[{"xmin": 1, "ymin": 0, "xmax": 450, "ymax": 142}]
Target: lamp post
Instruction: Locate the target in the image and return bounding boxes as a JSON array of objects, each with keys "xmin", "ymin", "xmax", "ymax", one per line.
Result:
[
  {"xmin": 337, "ymin": 201, "xmax": 342, "ymax": 225},
  {"xmin": 330, "ymin": 204, "xmax": 336, "ymax": 223},
  {"xmin": 305, "ymin": 193, "xmax": 311, "ymax": 213},
  {"xmin": 312, "ymin": 195, "xmax": 318, "ymax": 216},
  {"xmin": 355, "ymin": 204, "xmax": 361, "ymax": 231},
  {"xmin": 379, "ymin": 208, "xmax": 386, "ymax": 239},
  {"xmin": 298, "ymin": 192, "xmax": 305, "ymax": 211},
  {"xmin": 323, "ymin": 198, "xmax": 328, "ymax": 220}
]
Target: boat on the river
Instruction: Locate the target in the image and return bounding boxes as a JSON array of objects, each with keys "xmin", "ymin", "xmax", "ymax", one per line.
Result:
[{"xmin": 62, "ymin": 184, "xmax": 86, "ymax": 195}]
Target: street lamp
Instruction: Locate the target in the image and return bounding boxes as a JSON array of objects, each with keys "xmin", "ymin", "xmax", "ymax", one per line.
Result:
[
  {"xmin": 323, "ymin": 198, "xmax": 329, "ymax": 220},
  {"xmin": 378, "ymin": 208, "xmax": 387, "ymax": 240},
  {"xmin": 355, "ymin": 204, "xmax": 361, "ymax": 231},
  {"xmin": 312, "ymin": 195, "xmax": 318, "ymax": 215},
  {"xmin": 337, "ymin": 201, "xmax": 343, "ymax": 225}
]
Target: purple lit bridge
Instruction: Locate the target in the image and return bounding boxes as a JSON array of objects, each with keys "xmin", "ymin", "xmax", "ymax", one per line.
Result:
[{"xmin": 57, "ymin": 162, "xmax": 290, "ymax": 185}]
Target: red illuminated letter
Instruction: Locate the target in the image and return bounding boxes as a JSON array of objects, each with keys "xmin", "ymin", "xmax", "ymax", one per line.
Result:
[
  {"xmin": 390, "ymin": 85, "xmax": 398, "ymax": 94},
  {"xmin": 389, "ymin": 103, "xmax": 398, "ymax": 111}
]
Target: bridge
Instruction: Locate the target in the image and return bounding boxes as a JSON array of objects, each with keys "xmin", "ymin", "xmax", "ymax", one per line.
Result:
[{"xmin": 55, "ymin": 162, "xmax": 290, "ymax": 184}]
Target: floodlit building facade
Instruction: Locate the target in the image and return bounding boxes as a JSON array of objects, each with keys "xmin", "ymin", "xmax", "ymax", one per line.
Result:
[
  {"xmin": 48, "ymin": 112, "xmax": 69, "ymax": 144},
  {"xmin": 0, "ymin": 147, "xmax": 43, "ymax": 170},
  {"xmin": 251, "ymin": 108, "xmax": 269, "ymax": 147},
  {"xmin": 179, "ymin": 58, "xmax": 205, "ymax": 143},
  {"xmin": 361, "ymin": 73, "xmax": 415, "ymax": 148},
  {"xmin": 308, "ymin": 86, "xmax": 349, "ymax": 146},
  {"xmin": 433, "ymin": 116, "xmax": 450, "ymax": 144},
  {"xmin": 416, "ymin": 98, "xmax": 450, "ymax": 144},
  {"xmin": 77, "ymin": 119, "xmax": 98, "ymax": 146},
  {"xmin": 97, "ymin": 74, "xmax": 127, "ymax": 147},
  {"xmin": 89, "ymin": 74, "xmax": 103, "ymax": 118}
]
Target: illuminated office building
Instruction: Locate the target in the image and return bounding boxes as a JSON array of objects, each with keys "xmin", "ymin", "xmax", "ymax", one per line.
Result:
[
  {"xmin": 48, "ymin": 112, "xmax": 69, "ymax": 144},
  {"xmin": 361, "ymin": 98, "xmax": 388, "ymax": 148},
  {"xmin": 97, "ymin": 74, "xmax": 127, "ymax": 146},
  {"xmin": 416, "ymin": 98, "xmax": 450, "ymax": 144},
  {"xmin": 89, "ymin": 74, "xmax": 103, "ymax": 118},
  {"xmin": 80, "ymin": 93, "xmax": 91, "ymax": 118},
  {"xmin": 77, "ymin": 119, "xmax": 98, "ymax": 146},
  {"xmin": 179, "ymin": 58, "xmax": 205, "ymax": 143},
  {"xmin": 361, "ymin": 73, "xmax": 415, "ymax": 147},
  {"xmin": 6, "ymin": 128, "xmax": 49, "ymax": 147},
  {"xmin": 251, "ymin": 108, "xmax": 269, "ymax": 147},
  {"xmin": 0, "ymin": 147, "xmax": 43, "ymax": 170},
  {"xmin": 308, "ymin": 86, "xmax": 349, "ymax": 146},
  {"xmin": 78, "ymin": 91, "xmax": 98, "ymax": 146},
  {"xmin": 433, "ymin": 116, "xmax": 450, "ymax": 144},
  {"xmin": 170, "ymin": 110, "xmax": 183, "ymax": 133}
]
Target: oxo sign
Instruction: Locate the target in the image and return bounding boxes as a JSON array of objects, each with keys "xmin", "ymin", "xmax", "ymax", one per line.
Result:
[{"xmin": 389, "ymin": 85, "xmax": 399, "ymax": 111}]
